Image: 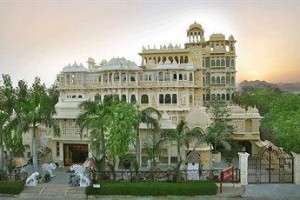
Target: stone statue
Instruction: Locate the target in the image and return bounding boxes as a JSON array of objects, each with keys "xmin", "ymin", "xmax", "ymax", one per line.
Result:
[
  {"xmin": 75, "ymin": 171, "xmax": 90, "ymax": 187},
  {"xmin": 41, "ymin": 163, "xmax": 58, "ymax": 177},
  {"xmin": 25, "ymin": 172, "xmax": 39, "ymax": 186}
]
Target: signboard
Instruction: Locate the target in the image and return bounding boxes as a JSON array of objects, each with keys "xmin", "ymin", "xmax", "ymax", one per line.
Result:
[
  {"xmin": 221, "ymin": 167, "xmax": 234, "ymax": 182},
  {"xmin": 220, "ymin": 166, "xmax": 234, "ymax": 193}
]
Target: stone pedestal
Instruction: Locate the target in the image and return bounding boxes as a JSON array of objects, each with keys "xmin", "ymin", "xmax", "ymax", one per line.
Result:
[
  {"xmin": 238, "ymin": 152, "xmax": 249, "ymax": 185},
  {"xmin": 292, "ymin": 152, "xmax": 300, "ymax": 184}
]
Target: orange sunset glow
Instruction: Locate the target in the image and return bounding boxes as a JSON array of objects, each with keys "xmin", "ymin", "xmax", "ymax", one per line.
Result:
[{"xmin": 0, "ymin": 1, "xmax": 299, "ymax": 86}]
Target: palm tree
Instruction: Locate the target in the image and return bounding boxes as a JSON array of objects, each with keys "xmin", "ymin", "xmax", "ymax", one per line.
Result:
[
  {"xmin": 17, "ymin": 78, "xmax": 60, "ymax": 172},
  {"xmin": 77, "ymin": 96, "xmax": 115, "ymax": 171},
  {"xmin": 0, "ymin": 74, "xmax": 17, "ymax": 171},
  {"xmin": 168, "ymin": 120, "xmax": 189, "ymax": 164},
  {"xmin": 132, "ymin": 106, "xmax": 161, "ymax": 167}
]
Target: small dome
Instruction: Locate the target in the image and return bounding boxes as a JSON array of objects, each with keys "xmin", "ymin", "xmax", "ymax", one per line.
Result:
[
  {"xmin": 103, "ymin": 57, "xmax": 139, "ymax": 70},
  {"xmin": 209, "ymin": 33, "xmax": 225, "ymax": 41},
  {"xmin": 228, "ymin": 35, "xmax": 235, "ymax": 41},
  {"xmin": 62, "ymin": 62, "xmax": 88, "ymax": 72},
  {"xmin": 189, "ymin": 21, "xmax": 203, "ymax": 30},
  {"xmin": 185, "ymin": 107, "xmax": 210, "ymax": 130}
]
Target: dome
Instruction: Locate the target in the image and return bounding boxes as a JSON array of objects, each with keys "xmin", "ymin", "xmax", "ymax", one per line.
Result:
[
  {"xmin": 228, "ymin": 34, "xmax": 235, "ymax": 41},
  {"xmin": 102, "ymin": 57, "xmax": 139, "ymax": 71},
  {"xmin": 209, "ymin": 33, "xmax": 225, "ymax": 41},
  {"xmin": 185, "ymin": 107, "xmax": 211, "ymax": 131},
  {"xmin": 188, "ymin": 21, "xmax": 203, "ymax": 30},
  {"xmin": 62, "ymin": 62, "xmax": 88, "ymax": 72}
]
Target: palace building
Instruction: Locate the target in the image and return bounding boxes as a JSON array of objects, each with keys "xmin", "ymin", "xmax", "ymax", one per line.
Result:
[{"xmin": 22, "ymin": 22, "xmax": 261, "ymax": 169}]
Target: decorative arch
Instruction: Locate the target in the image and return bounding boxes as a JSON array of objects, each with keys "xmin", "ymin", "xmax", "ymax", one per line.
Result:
[{"xmin": 141, "ymin": 94, "xmax": 149, "ymax": 104}]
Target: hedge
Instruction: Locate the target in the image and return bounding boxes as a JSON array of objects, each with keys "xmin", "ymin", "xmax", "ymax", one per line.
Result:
[
  {"xmin": 86, "ymin": 181, "xmax": 217, "ymax": 196},
  {"xmin": 0, "ymin": 181, "xmax": 24, "ymax": 194}
]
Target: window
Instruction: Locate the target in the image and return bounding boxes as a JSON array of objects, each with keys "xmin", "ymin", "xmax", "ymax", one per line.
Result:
[
  {"xmin": 171, "ymin": 157, "xmax": 178, "ymax": 164},
  {"xmin": 141, "ymin": 94, "xmax": 149, "ymax": 104},
  {"xmin": 131, "ymin": 76, "xmax": 135, "ymax": 82},
  {"xmin": 179, "ymin": 74, "xmax": 183, "ymax": 80},
  {"xmin": 165, "ymin": 73, "xmax": 170, "ymax": 81},
  {"xmin": 206, "ymin": 94, "xmax": 210, "ymax": 101},
  {"xmin": 216, "ymin": 59, "xmax": 220, "ymax": 66},
  {"xmin": 78, "ymin": 95, "xmax": 82, "ymax": 98},
  {"xmin": 211, "ymin": 60, "xmax": 215, "ymax": 66},
  {"xmin": 131, "ymin": 95, "xmax": 137, "ymax": 103},
  {"xmin": 221, "ymin": 94, "xmax": 225, "ymax": 100},
  {"xmin": 217, "ymin": 94, "xmax": 221, "ymax": 100},
  {"xmin": 245, "ymin": 119, "xmax": 253, "ymax": 132},
  {"xmin": 165, "ymin": 94, "xmax": 171, "ymax": 104},
  {"xmin": 121, "ymin": 94, "xmax": 126, "ymax": 102},
  {"xmin": 159, "ymin": 94, "xmax": 164, "ymax": 104},
  {"xmin": 226, "ymin": 58, "xmax": 230, "ymax": 67},
  {"xmin": 231, "ymin": 59, "xmax": 235, "ymax": 67},
  {"xmin": 231, "ymin": 77, "xmax": 235, "ymax": 84},
  {"xmin": 173, "ymin": 72, "xmax": 177, "ymax": 81},
  {"xmin": 212, "ymin": 94, "xmax": 216, "ymax": 100},
  {"xmin": 56, "ymin": 142, "xmax": 60, "ymax": 157},
  {"xmin": 217, "ymin": 77, "xmax": 220, "ymax": 84},
  {"xmin": 72, "ymin": 95, "xmax": 76, "ymax": 98},
  {"xmin": 221, "ymin": 77, "xmax": 225, "ymax": 84},
  {"xmin": 172, "ymin": 94, "xmax": 177, "ymax": 104},
  {"xmin": 158, "ymin": 72, "xmax": 163, "ymax": 81},
  {"xmin": 189, "ymin": 73, "xmax": 193, "ymax": 81},
  {"xmin": 226, "ymin": 93, "xmax": 230, "ymax": 101},
  {"xmin": 212, "ymin": 77, "xmax": 215, "ymax": 84},
  {"xmin": 206, "ymin": 58, "xmax": 210, "ymax": 68},
  {"xmin": 226, "ymin": 76, "xmax": 230, "ymax": 84},
  {"xmin": 221, "ymin": 59, "xmax": 225, "ymax": 66}
]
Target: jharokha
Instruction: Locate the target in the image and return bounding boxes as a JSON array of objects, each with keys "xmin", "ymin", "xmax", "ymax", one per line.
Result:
[{"xmin": 21, "ymin": 22, "xmax": 262, "ymax": 169}]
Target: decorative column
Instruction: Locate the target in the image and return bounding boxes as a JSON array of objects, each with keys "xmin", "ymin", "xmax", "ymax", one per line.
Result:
[
  {"xmin": 292, "ymin": 152, "xmax": 300, "ymax": 184},
  {"xmin": 238, "ymin": 152, "xmax": 249, "ymax": 185}
]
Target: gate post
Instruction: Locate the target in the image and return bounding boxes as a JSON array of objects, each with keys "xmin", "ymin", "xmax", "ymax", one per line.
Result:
[
  {"xmin": 291, "ymin": 152, "xmax": 300, "ymax": 184},
  {"xmin": 238, "ymin": 152, "xmax": 249, "ymax": 185}
]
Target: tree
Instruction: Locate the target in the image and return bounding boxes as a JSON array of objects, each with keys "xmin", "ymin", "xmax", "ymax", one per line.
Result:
[
  {"xmin": 77, "ymin": 98, "xmax": 113, "ymax": 172},
  {"xmin": 0, "ymin": 74, "xmax": 16, "ymax": 171},
  {"xmin": 207, "ymin": 101, "xmax": 232, "ymax": 153},
  {"xmin": 132, "ymin": 106, "xmax": 161, "ymax": 166},
  {"xmin": 16, "ymin": 78, "xmax": 60, "ymax": 172},
  {"xmin": 168, "ymin": 120, "xmax": 189, "ymax": 164}
]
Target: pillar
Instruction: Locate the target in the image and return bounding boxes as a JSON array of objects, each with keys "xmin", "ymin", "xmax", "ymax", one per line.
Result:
[
  {"xmin": 292, "ymin": 152, "xmax": 300, "ymax": 184},
  {"xmin": 238, "ymin": 152, "xmax": 249, "ymax": 185}
]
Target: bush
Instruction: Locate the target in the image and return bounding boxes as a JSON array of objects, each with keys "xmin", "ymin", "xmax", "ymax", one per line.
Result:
[
  {"xmin": 0, "ymin": 180, "xmax": 24, "ymax": 194},
  {"xmin": 86, "ymin": 181, "xmax": 217, "ymax": 196}
]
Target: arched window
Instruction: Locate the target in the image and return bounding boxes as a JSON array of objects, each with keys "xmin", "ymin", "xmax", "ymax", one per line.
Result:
[
  {"xmin": 114, "ymin": 73, "xmax": 119, "ymax": 81},
  {"xmin": 212, "ymin": 94, "xmax": 216, "ymax": 100},
  {"xmin": 131, "ymin": 95, "xmax": 136, "ymax": 103},
  {"xmin": 158, "ymin": 72, "xmax": 163, "ymax": 81},
  {"xmin": 172, "ymin": 94, "xmax": 177, "ymax": 104},
  {"xmin": 226, "ymin": 76, "xmax": 230, "ymax": 84},
  {"xmin": 78, "ymin": 95, "xmax": 82, "ymax": 98},
  {"xmin": 216, "ymin": 59, "xmax": 220, "ymax": 66},
  {"xmin": 211, "ymin": 60, "xmax": 215, "ymax": 66},
  {"xmin": 141, "ymin": 94, "xmax": 149, "ymax": 104},
  {"xmin": 206, "ymin": 94, "xmax": 210, "ymax": 101},
  {"xmin": 245, "ymin": 119, "xmax": 253, "ymax": 132},
  {"xmin": 226, "ymin": 58, "xmax": 230, "ymax": 67},
  {"xmin": 184, "ymin": 56, "xmax": 188, "ymax": 63},
  {"xmin": 221, "ymin": 94, "xmax": 225, "ymax": 100},
  {"xmin": 159, "ymin": 94, "xmax": 164, "ymax": 104},
  {"xmin": 173, "ymin": 72, "xmax": 177, "ymax": 81},
  {"xmin": 206, "ymin": 58, "xmax": 210, "ymax": 68},
  {"xmin": 231, "ymin": 59, "xmax": 235, "ymax": 67},
  {"xmin": 165, "ymin": 94, "xmax": 171, "ymax": 104},
  {"xmin": 165, "ymin": 72, "xmax": 170, "ymax": 81},
  {"xmin": 98, "ymin": 75, "xmax": 101, "ymax": 82},
  {"xmin": 149, "ymin": 74, "xmax": 152, "ymax": 81},
  {"xmin": 103, "ymin": 74, "xmax": 107, "ymax": 82},
  {"xmin": 184, "ymin": 74, "xmax": 187, "ymax": 80},
  {"xmin": 212, "ymin": 76, "xmax": 215, "ymax": 84},
  {"xmin": 221, "ymin": 59, "xmax": 225, "ymax": 66},
  {"xmin": 217, "ymin": 94, "xmax": 221, "ymax": 100},
  {"xmin": 217, "ymin": 77, "xmax": 220, "ymax": 84},
  {"xmin": 226, "ymin": 93, "xmax": 230, "ymax": 101},
  {"xmin": 72, "ymin": 95, "xmax": 76, "ymax": 98},
  {"xmin": 189, "ymin": 73, "xmax": 193, "ymax": 81},
  {"xmin": 94, "ymin": 94, "xmax": 101, "ymax": 102},
  {"xmin": 231, "ymin": 77, "xmax": 235, "ymax": 84},
  {"xmin": 179, "ymin": 74, "xmax": 183, "ymax": 80},
  {"xmin": 221, "ymin": 77, "xmax": 225, "ymax": 84},
  {"xmin": 121, "ymin": 95, "xmax": 126, "ymax": 102},
  {"xmin": 130, "ymin": 76, "xmax": 135, "ymax": 82}
]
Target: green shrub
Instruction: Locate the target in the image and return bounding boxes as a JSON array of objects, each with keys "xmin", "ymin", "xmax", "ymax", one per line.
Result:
[
  {"xmin": 86, "ymin": 181, "xmax": 217, "ymax": 196},
  {"xmin": 0, "ymin": 180, "xmax": 24, "ymax": 194}
]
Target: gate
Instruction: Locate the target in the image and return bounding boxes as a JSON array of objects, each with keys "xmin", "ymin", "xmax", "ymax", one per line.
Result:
[{"xmin": 248, "ymin": 145, "xmax": 294, "ymax": 183}]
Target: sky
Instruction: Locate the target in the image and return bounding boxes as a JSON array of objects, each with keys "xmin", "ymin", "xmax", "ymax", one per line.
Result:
[{"xmin": 0, "ymin": 0, "xmax": 299, "ymax": 87}]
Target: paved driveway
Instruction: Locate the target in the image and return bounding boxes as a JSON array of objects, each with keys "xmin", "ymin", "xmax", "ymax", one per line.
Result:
[{"xmin": 242, "ymin": 184, "xmax": 300, "ymax": 200}]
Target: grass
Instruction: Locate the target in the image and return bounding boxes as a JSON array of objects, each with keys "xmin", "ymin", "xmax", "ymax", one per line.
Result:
[
  {"xmin": 0, "ymin": 180, "xmax": 24, "ymax": 194},
  {"xmin": 86, "ymin": 181, "xmax": 217, "ymax": 196}
]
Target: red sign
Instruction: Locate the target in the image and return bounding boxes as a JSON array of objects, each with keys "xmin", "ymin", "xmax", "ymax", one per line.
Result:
[{"xmin": 221, "ymin": 167, "xmax": 234, "ymax": 181}]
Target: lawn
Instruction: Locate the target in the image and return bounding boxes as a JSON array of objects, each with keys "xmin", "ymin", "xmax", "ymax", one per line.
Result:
[
  {"xmin": 0, "ymin": 180, "xmax": 24, "ymax": 194},
  {"xmin": 86, "ymin": 181, "xmax": 217, "ymax": 196}
]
